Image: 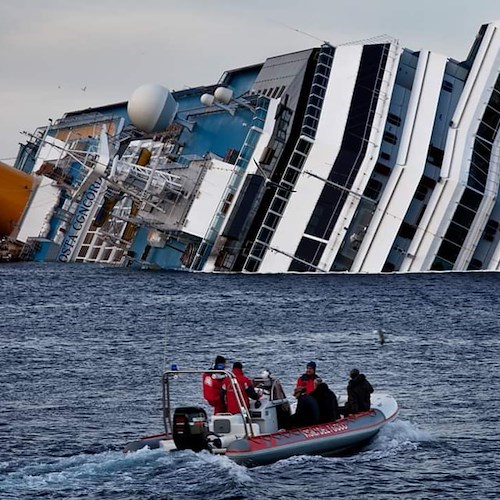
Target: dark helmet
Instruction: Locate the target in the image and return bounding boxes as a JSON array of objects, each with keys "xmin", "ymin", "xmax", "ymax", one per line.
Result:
[{"xmin": 214, "ymin": 355, "xmax": 226, "ymax": 370}]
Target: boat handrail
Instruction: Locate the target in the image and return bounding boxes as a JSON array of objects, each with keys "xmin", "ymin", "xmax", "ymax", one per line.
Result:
[{"xmin": 161, "ymin": 368, "xmax": 256, "ymax": 439}]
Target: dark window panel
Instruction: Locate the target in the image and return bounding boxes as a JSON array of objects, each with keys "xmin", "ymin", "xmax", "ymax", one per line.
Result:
[
  {"xmin": 289, "ymin": 238, "xmax": 326, "ymax": 271},
  {"xmin": 383, "ymin": 132, "xmax": 398, "ymax": 145},
  {"xmin": 427, "ymin": 144, "xmax": 444, "ymax": 167},
  {"xmin": 387, "ymin": 113, "xmax": 402, "ymax": 126}
]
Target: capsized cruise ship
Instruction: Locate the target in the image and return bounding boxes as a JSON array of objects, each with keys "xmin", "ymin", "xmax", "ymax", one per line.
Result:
[{"xmin": 1, "ymin": 21, "xmax": 500, "ymax": 272}]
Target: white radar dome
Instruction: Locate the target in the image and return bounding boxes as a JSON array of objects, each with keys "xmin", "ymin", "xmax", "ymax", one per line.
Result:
[
  {"xmin": 200, "ymin": 93, "xmax": 215, "ymax": 106},
  {"xmin": 214, "ymin": 87, "xmax": 233, "ymax": 105},
  {"xmin": 127, "ymin": 83, "xmax": 179, "ymax": 133}
]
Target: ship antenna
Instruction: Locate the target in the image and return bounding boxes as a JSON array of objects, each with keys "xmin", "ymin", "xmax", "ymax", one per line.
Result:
[{"xmin": 273, "ymin": 20, "xmax": 332, "ymax": 46}]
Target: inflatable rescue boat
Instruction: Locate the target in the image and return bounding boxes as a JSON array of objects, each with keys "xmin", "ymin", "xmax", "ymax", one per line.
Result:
[{"xmin": 124, "ymin": 368, "xmax": 398, "ymax": 467}]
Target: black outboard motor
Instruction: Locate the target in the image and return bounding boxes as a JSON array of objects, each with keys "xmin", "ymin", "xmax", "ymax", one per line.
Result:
[{"xmin": 172, "ymin": 407, "xmax": 209, "ymax": 452}]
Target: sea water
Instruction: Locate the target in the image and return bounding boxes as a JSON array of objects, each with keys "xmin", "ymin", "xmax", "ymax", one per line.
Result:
[{"xmin": 1, "ymin": 263, "xmax": 499, "ymax": 499}]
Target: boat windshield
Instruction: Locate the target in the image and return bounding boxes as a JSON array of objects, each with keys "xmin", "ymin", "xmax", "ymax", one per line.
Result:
[{"xmin": 252, "ymin": 374, "xmax": 287, "ymax": 401}]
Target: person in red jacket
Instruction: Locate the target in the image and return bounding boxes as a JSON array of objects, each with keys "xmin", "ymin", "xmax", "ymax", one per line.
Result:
[
  {"xmin": 202, "ymin": 355, "xmax": 226, "ymax": 414},
  {"xmin": 296, "ymin": 361, "xmax": 320, "ymax": 394},
  {"xmin": 222, "ymin": 362, "xmax": 260, "ymax": 414}
]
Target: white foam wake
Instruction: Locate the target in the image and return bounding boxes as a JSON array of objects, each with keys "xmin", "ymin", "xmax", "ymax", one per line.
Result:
[
  {"xmin": 1, "ymin": 445, "xmax": 254, "ymax": 494},
  {"xmin": 361, "ymin": 418, "xmax": 432, "ymax": 460},
  {"xmin": 0, "ymin": 447, "xmax": 166, "ymax": 491}
]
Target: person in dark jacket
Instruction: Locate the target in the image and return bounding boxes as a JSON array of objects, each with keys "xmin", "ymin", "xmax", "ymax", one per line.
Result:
[
  {"xmin": 287, "ymin": 386, "xmax": 320, "ymax": 428},
  {"xmin": 345, "ymin": 368, "xmax": 374, "ymax": 415},
  {"xmin": 310, "ymin": 378, "xmax": 340, "ymax": 423},
  {"xmin": 296, "ymin": 361, "xmax": 320, "ymax": 394}
]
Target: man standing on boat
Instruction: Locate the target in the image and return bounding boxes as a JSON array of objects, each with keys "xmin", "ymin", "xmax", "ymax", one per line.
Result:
[
  {"xmin": 222, "ymin": 362, "xmax": 260, "ymax": 414},
  {"xmin": 203, "ymin": 355, "xmax": 227, "ymax": 415},
  {"xmin": 344, "ymin": 368, "xmax": 374, "ymax": 415},
  {"xmin": 296, "ymin": 361, "xmax": 320, "ymax": 394}
]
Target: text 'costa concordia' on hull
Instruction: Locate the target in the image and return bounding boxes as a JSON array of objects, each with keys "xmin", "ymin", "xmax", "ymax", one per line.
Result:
[{"xmin": 2, "ymin": 21, "xmax": 500, "ymax": 272}]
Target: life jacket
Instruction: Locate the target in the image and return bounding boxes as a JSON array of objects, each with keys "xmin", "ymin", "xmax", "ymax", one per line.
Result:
[
  {"xmin": 222, "ymin": 368, "xmax": 254, "ymax": 414},
  {"xmin": 202, "ymin": 371, "xmax": 225, "ymax": 407},
  {"xmin": 296, "ymin": 373, "xmax": 319, "ymax": 394}
]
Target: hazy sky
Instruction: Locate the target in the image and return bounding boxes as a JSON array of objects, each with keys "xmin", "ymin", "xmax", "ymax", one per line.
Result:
[{"xmin": 1, "ymin": 0, "xmax": 499, "ymax": 161}]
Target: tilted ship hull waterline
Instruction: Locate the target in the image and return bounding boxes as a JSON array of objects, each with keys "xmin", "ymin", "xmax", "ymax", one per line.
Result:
[{"xmin": 2, "ymin": 21, "xmax": 500, "ymax": 273}]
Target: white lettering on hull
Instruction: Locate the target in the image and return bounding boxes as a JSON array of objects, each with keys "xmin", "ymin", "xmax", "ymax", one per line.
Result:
[{"xmin": 57, "ymin": 179, "xmax": 103, "ymax": 262}]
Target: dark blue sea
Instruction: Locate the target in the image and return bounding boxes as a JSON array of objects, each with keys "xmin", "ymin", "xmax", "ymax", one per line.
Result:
[{"xmin": 1, "ymin": 263, "xmax": 499, "ymax": 499}]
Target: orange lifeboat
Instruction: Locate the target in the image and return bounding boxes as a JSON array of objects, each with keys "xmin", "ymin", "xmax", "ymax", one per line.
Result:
[{"xmin": 0, "ymin": 161, "xmax": 34, "ymax": 237}]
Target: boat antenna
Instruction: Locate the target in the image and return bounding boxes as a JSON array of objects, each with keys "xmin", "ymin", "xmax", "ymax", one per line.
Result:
[
  {"xmin": 162, "ymin": 298, "xmax": 171, "ymax": 372},
  {"xmin": 162, "ymin": 331, "xmax": 168, "ymax": 372}
]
